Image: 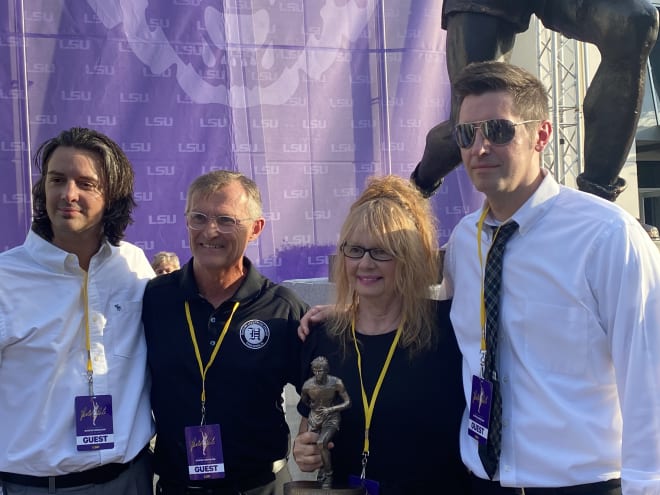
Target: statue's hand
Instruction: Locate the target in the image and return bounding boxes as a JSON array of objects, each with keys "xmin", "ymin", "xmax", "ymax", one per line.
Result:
[{"xmin": 411, "ymin": 120, "xmax": 463, "ymax": 197}]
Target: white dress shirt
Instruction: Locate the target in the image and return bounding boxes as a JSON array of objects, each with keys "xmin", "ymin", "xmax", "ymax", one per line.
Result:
[
  {"xmin": 444, "ymin": 173, "xmax": 660, "ymax": 494},
  {"xmin": 0, "ymin": 230, "xmax": 155, "ymax": 476}
]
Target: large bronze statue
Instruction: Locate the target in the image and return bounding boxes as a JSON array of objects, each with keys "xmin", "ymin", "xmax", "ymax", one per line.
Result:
[
  {"xmin": 412, "ymin": 0, "xmax": 659, "ymax": 201},
  {"xmin": 299, "ymin": 356, "xmax": 351, "ymax": 490}
]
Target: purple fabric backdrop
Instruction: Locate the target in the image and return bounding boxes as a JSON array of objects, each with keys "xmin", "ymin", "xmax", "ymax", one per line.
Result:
[{"xmin": 0, "ymin": 0, "xmax": 482, "ymax": 281}]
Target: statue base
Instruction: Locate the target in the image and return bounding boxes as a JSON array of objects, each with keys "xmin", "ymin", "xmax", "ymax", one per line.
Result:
[{"xmin": 284, "ymin": 481, "xmax": 366, "ymax": 495}]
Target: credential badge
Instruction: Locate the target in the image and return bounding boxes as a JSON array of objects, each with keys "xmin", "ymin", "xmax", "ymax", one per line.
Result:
[{"xmin": 239, "ymin": 320, "xmax": 270, "ymax": 349}]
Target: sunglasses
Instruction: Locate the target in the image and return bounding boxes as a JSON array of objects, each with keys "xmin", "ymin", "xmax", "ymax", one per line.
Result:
[{"xmin": 454, "ymin": 119, "xmax": 540, "ymax": 148}]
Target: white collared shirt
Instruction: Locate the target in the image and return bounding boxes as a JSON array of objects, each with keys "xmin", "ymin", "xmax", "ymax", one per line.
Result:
[
  {"xmin": 444, "ymin": 173, "xmax": 660, "ymax": 494},
  {"xmin": 0, "ymin": 230, "xmax": 155, "ymax": 475}
]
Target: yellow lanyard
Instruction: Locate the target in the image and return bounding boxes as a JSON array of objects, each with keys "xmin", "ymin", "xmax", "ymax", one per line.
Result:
[
  {"xmin": 350, "ymin": 315, "xmax": 402, "ymax": 475},
  {"xmin": 82, "ymin": 272, "xmax": 94, "ymax": 396},
  {"xmin": 477, "ymin": 206, "xmax": 490, "ymax": 357},
  {"xmin": 185, "ymin": 300, "xmax": 240, "ymax": 425},
  {"xmin": 477, "ymin": 206, "xmax": 510, "ymax": 376}
]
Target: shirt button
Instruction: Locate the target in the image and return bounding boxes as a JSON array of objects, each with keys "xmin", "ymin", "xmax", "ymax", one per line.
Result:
[
  {"xmin": 210, "ymin": 317, "xmax": 216, "ymax": 323},
  {"xmin": 504, "ymin": 465, "xmax": 511, "ymax": 472},
  {"xmin": 210, "ymin": 340, "xmax": 216, "ymax": 346},
  {"xmin": 502, "ymin": 420, "xmax": 508, "ymax": 428},
  {"xmin": 502, "ymin": 376, "xmax": 509, "ymax": 383}
]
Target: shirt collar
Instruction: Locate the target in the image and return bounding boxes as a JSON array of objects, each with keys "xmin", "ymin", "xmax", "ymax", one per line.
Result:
[
  {"xmin": 180, "ymin": 256, "xmax": 265, "ymax": 305},
  {"xmin": 477, "ymin": 169, "xmax": 560, "ymax": 235},
  {"xmin": 24, "ymin": 229, "xmax": 112, "ymax": 273}
]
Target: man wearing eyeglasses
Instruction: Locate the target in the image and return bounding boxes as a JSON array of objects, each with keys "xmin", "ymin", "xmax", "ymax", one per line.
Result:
[
  {"xmin": 142, "ymin": 170, "xmax": 308, "ymax": 495},
  {"xmin": 412, "ymin": 0, "xmax": 658, "ymax": 203},
  {"xmin": 443, "ymin": 61, "xmax": 660, "ymax": 494}
]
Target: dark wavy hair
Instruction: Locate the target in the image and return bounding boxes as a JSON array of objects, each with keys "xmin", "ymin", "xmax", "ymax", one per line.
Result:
[{"xmin": 31, "ymin": 127, "xmax": 136, "ymax": 246}]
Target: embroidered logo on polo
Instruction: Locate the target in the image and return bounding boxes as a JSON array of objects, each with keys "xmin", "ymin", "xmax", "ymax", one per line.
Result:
[{"xmin": 239, "ymin": 320, "xmax": 270, "ymax": 349}]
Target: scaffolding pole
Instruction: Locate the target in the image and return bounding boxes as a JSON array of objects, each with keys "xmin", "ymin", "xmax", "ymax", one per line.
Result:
[{"xmin": 536, "ymin": 20, "xmax": 589, "ymax": 188}]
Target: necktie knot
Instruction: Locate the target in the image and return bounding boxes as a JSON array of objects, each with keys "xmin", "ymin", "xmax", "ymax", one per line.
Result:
[{"xmin": 492, "ymin": 221, "xmax": 518, "ymax": 247}]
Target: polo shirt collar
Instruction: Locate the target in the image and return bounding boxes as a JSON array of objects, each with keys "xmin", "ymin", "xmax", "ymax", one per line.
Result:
[{"xmin": 180, "ymin": 256, "xmax": 265, "ymax": 304}]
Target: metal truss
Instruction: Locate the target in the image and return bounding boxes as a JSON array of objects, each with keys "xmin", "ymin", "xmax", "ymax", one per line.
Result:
[{"xmin": 536, "ymin": 20, "xmax": 589, "ymax": 187}]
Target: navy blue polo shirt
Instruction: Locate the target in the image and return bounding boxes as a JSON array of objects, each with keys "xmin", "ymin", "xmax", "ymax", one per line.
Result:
[{"xmin": 143, "ymin": 257, "xmax": 308, "ymax": 486}]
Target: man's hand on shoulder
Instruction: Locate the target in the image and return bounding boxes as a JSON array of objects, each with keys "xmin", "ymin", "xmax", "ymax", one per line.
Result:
[{"xmin": 297, "ymin": 305, "xmax": 332, "ymax": 341}]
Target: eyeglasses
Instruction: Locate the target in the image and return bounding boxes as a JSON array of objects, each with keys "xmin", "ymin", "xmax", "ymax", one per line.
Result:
[
  {"xmin": 454, "ymin": 119, "xmax": 540, "ymax": 149},
  {"xmin": 341, "ymin": 243, "xmax": 394, "ymax": 262},
  {"xmin": 186, "ymin": 211, "xmax": 252, "ymax": 232}
]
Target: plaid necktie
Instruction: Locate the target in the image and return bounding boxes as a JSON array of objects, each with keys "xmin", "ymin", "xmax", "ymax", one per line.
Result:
[{"xmin": 479, "ymin": 221, "xmax": 518, "ymax": 479}]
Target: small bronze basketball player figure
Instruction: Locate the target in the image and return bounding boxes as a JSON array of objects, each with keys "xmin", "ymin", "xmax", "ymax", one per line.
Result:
[{"xmin": 299, "ymin": 356, "xmax": 351, "ymax": 490}]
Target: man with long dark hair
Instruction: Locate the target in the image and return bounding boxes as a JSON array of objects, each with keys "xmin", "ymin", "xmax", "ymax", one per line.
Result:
[{"xmin": 0, "ymin": 127, "xmax": 154, "ymax": 494}]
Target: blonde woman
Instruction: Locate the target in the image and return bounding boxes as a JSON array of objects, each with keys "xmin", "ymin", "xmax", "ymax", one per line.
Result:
[{"xmin": 293, "ymin": 175, "xmax": 468, "ymax": 494}]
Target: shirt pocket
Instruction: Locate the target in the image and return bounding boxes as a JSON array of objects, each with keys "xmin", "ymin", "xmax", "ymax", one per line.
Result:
[
  {"xmin": 522, "ymin": 301, "xmax": 588, "ymax": 376},
  {"xmin": 106, "ymin": 300, "xmax": 146, "ymax": 358}
]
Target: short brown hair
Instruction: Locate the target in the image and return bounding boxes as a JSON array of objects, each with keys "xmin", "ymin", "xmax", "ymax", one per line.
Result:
[
  {"xmin": 185, "ymin": 170, "xmax": 262, "ymax": 219},
  {"xmin": 454, "ymin": 61, "xmax": 549, "ymax": 123}
]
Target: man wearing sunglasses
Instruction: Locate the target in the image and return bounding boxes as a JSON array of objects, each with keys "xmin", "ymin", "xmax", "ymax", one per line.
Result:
[
  {"xmin": 412, "ymin": 0, "xmax": 658, "ymax": 203},
  {"xmin": 443, "ymin": 61, "xmax": 660, "ymax": 494},
  {"xmin": 142, "ymin": 170, "xmax": 308, "ymax": 495}
]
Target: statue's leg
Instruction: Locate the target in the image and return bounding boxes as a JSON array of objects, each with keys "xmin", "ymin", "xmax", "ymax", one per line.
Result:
[
  {"xmin": 412, "ymin": 12, "xmax": 518, "ymax": 197},
  {"xmin": 540, "ymin": 0, "xmax": 659, "ymax": 201},
  {"xmin": 316, "ymin": 427, "xmax": 336, "ymax": 488}
]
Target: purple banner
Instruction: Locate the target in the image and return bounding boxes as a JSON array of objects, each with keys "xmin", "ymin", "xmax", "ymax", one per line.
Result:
[{"xmin": 0, "ymin": 0, "xmax": 482, "ymax": 281}]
